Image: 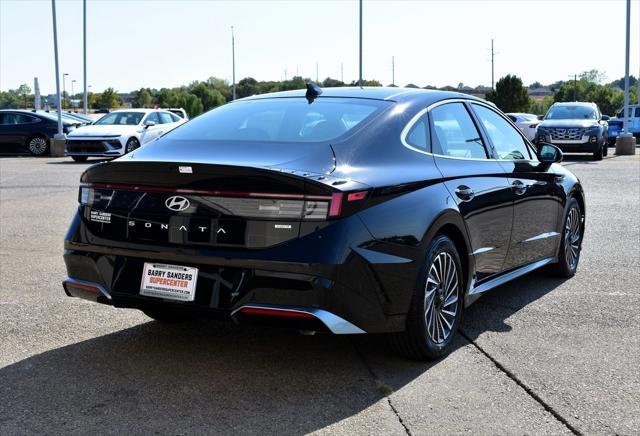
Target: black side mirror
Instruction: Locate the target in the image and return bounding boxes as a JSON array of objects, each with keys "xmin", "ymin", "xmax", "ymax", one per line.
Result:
[
  {"xmin": 537, "ymin": 115, "xmax": 544, "ymax": 120},
  {"xmin": 538, "ymin": 143, "xmax": 563, "ymax": 163},
  {"xmin": 601, "ymin": 115, "xmax": 610, "ymax": 121}
]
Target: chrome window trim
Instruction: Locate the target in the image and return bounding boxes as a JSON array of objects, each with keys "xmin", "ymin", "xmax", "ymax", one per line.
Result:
[
  {"xmin": 469, "ymin": 101, "xmax": 540, "ymax": 162},
  {"xmin": 400, "ymin": 98, "xmax": 493, "ymax": 161}
]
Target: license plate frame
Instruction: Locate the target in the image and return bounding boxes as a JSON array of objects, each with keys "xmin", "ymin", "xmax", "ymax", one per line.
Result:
[{"xmin": 140, "ymin": 262, "xmax": 198, "ymax": 302}]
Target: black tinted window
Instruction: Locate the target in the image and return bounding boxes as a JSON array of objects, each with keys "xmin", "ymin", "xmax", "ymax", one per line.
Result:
[
  {"xmin": 163, "ymin": 98, "xmax": 390, "ymax": 143},
  {"xmin": 430, "ymin": 103, "xmax": 487, "ymax": 159},
  {"xmin": 472, "ymin": 104, "xmax": 532, "ymax": 160},
  {"xmin": 158, "ymin": 112, "xmax": 174, "ymax": 124},
  {"xmin": 0, "ymin": 113, "xmax": 36, "ymax": 124}
]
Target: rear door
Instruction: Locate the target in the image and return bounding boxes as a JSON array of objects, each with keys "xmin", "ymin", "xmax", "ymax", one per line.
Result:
[
  {"xmin": 470, "ymin": 103, "xmax": 562, "ymax": 270},
  {"xmin": 139, "ymin": 112, "xmax": 162, "ymax": 144},
  {"xmin": 0, "ymin": 113, "xmax": 32, "ymax": 152},
  {"xmin": 429, "ymin": 102, "xmax": 514, "ymax": 282}
]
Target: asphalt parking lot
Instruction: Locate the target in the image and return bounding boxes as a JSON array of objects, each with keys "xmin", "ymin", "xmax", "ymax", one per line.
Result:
[{"xmin": 0, "ymin": 152, "xmax": 638, "ymax": 435}]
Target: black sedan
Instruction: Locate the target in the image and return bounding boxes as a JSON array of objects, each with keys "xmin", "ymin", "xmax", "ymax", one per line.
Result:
[
  {"xmin": 0, "ymin": 109, "xmax": 79, "ymax": 156},
  {"xmin": 62, "ymin": 86, "xmax": 585, "ymax": 360}
]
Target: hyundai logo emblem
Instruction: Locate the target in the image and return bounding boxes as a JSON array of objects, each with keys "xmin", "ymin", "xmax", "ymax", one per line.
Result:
[{"xmin": 165, "ymin": 196, "xmax": 190, "ymax": 212}]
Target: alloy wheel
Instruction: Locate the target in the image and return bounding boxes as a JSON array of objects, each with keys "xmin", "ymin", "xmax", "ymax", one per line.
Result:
[
  {"xmin": 126, "ymin": 139, "xmax": 139, "ymax": 154},
  {"xmin": 424, "ymin": 252, "xmax": 459, "ymax": 344},
  {"xmin": 29, "ymin": 137, "xmax": 48, "ymax": 155},
  {"xmin": 564, "ymin": 207, "xmax": 581, "ymax": 269}
]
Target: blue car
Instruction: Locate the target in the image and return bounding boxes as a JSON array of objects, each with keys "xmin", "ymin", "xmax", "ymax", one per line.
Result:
[{"xmin": 607, "ymin": 104, "xmax": 640, "ymax": 145}]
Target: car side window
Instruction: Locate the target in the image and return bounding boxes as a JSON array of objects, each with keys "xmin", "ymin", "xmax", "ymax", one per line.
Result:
[
  {"xmin": 169, "ymin": 113, "xmax": 181, "ymax": 122},
  {"xmin": 472, "ymin": 104, "xmax": 532, "ymax": 160},
  {"xmin": 405, "ymin": 113, "xmax": 430, "ymax": 151},
  {"xmin": 158, "ymin": 112, "xmax": 173, "ymax": 124},
  {"xmin": 636, "ymin": 108, "xmax": 640, "ymax": 117},
  {"xmin": 430, "ymin": 103, "xmax": 487, "ymax": 159},
  {"xmin": 145, "ymin": 112, "xmax": 160, "ymax": 124}
]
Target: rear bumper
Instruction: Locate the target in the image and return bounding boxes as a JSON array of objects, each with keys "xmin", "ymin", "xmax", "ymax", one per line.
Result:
[{"xmin": 63, "ymin": 209, "xmax": 415, "ymax": 334}]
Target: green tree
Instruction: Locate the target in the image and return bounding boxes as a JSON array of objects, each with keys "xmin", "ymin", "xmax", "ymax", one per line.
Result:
[
  {"xmin": 530, "ymin": 96, "xmax": 554, "ymax": 115},
  {"xmin": 485, "ymin": 74, "xmax": 531, "ymax": 112},
  {"xmin": 0, "ymin": 91, "xmax": 21, "ymax": 109},
  {"xmin": 189, "ymin": 82, "xmax": 225, "ymax": 110},
  {"xmin": 133, "ymin": 88, "xmax": 153, "ymax": 108},
  {"xmin": 98, "ymin": 88, "xmax": 121, "ymax": 109},
  {"xmin": 182, "ymin": 93, "xmax": 203, "ymax": 117},
  {"xmin": 17, "ymin": 84, "xmax": 32, "ymax": 109}
]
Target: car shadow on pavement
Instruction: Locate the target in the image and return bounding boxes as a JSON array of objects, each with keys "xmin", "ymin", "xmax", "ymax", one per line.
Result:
[{"xmin": 0, "ymin": 271, "xmax": 567, "ymax": 435}]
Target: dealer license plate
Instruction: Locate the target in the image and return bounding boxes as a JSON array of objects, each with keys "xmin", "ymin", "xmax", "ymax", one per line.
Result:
[{"xmin": 140, "ymin": 262, "xmax": 198, "ymax": 302}]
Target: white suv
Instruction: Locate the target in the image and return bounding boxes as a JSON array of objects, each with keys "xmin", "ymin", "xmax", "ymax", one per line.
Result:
[{"xmin": 65, "ymin": 109, "xmax": 186, "ymax": 161}]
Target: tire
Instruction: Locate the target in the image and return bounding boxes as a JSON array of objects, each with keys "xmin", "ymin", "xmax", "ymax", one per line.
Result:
[
  {"xmin": 602, "ymin": 140, "xmax": 608, "ymax": 157},
  {"xmin": 26, "ymin": 135, "xmax": 50, "ymax": 156},
  {"xmin": 125, "ymin": 137, "xmax": 140, "ymax": 154},
  {"xmin": 593, "ymin": 144, "xmax": 603, "ymax": 161},
  {"xmin": 548, "ymin": 197, "xmax": 583, "ymax": 278},
  {"xmin": 71, "ymin": 156, "xmax": 88, "ymax": 162},
  {"xmin": 143, "ymin": 309, "xmax": 192, "ymax": 323},
  {"xmin": 388, "ymin": 234, "xmax": 464, "ymax": 360}
]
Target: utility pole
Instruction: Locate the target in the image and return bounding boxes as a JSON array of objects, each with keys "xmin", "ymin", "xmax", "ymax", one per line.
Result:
[
  {"xmin": 574, "ymin": 74, "xmax": 577, "ymax": 101},
  {"xmin": 391, "ymin": 56, "xmax": 395, "ymax": 86},
  {"xmin": 62, "ymin": 73, "xmax": 68, "ymax": 110},
  {"xmin": 231, "ymin": 26, "xmax": 236, "ymax": 101},
  {"xmin": 622, "ymin": 0, "xmax": 631, "ymax": 134},
  {"xmin": 284, "ymin": 69, "xmax": 287, "ymax": 81},
  {"xmin": 316, "ymin": 61, "xmax": 319, "ymax": 82},
  {"xmin": 491, "ymin": 39, "xmax": 495, "ymax": 90},
  {"xmin": 358, "ymin": 0, "xmax": 363, "ymax": 87},
  {"xmin": 341, "ymin": 62, "xmax": 344, "ymax": 83},
  {"xmin": 83, "ymin": 0, "xmax": 87, "ymax": 114},
  {"xmin": 51, "ymin": 0, "xmax": 62, "ymax": 135}
]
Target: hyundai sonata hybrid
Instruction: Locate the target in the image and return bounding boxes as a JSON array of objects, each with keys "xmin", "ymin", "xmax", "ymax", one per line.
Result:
[{"xmin": 63, "ymin": 86, "xmax": 585, "ymax": 360}]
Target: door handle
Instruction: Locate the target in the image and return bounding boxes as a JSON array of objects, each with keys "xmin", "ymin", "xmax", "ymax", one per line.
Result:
[
  {"xmin": 455, "ymin": 185, "xmax": 475, "ymax": 202},
  {"xmin": 512, "ymin": 180, "xmax": 527, "ymax": 195}
]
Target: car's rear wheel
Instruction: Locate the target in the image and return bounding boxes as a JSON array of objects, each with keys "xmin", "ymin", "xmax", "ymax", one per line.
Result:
[
  {"xmin": 389, "ymin": 234, "xmax": 463, "ymax": 360},
  {"xmin": 125, "ymin": 137, "xmax": 140, "ymax": 154},
  {"xmin": 548, "ymin": 197, "xmax": 583, "ymax": 277},
  {"xmin": 602, "ymin": 140, "xmax": 608, "ymax": 156},
  {"xmin": 143, "ymin": 309, "xmax": 192, "ymax": 323},
  {"xmin": 71, "ymin": 156, "xmax": 88, "ymax": 162},
  {"xmin": 26, "ymin": 135, "xmax": 49, "ymax": 156}
]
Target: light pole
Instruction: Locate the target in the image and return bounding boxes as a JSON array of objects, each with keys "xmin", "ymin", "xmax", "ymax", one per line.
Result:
[
  {"xmin": 62, "ymin": 73, "xmax": 69, "ymax": 110},
  {"xmin": 231, "ymin": 26, "xmax": 236, "ymax": 101},
  {"xmin": 51, "ymin": 0, "xmax": 63, "ymax": 137},
  {"xmin": 391, "ymin": 56, "xmax": 395, "ymax": 86},
  {"xmin": 83, "ymin": 0, "xmax": 88, "ymax": 114},
  {"xmin": 616, "ymin": 0, "xmax": 635, "ymax": 155},
  {"xmin": 71, "ymin": 79, "xmax": 76, "ymax": 109},
  {"xmin": 358, "ymin": 0, "xmax": 363, "ymax": 87}
]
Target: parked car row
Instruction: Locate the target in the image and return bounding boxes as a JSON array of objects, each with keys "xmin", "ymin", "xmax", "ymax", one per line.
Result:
[{"xmin": 0, "ymin": 107, "xmax": 187, "ymax": 157}]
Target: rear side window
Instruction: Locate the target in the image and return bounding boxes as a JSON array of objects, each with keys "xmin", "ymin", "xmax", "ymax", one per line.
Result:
[
  {"xmin": 430, "ymin": 103, "xmax": 487, "ymax": 159},
  {"xmin": 472, "ymin": 104, "xmax": 532, "ymax": 160},
  {"xmin": 145, "ymin": 112, "xmax": 160, "ymax": 124},
  {"xmin": 404, "ymin": 113, "xmax": 430, "ymax": 151},
  {"xmin": 162, "ymin": 98, "xmax": 390, "ymax": 143}
]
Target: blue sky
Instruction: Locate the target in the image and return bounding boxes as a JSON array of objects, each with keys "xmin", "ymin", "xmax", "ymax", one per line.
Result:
[{"xmin": 1, "ymin": 0, "xmax": 638, "ymax": 94}]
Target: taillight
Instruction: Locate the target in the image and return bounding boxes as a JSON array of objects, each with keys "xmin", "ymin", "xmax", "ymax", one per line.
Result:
[{"xmin": 79, "ymin": 183, "xmax": 370, "ymax": 221}]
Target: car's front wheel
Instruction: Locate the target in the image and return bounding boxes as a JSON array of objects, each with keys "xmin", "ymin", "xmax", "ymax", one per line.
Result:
[
  {"xmin": 125, "ymin": 137, "xmax": 140, "ymax": 154},
  {"xmin": 26, "ymin": 135, "xmax": 49, "ymax": 156},
  {"xmin": 548, "ymin": 197, "xmax": 583, "ymax": 277},
  {"xmin": 389, "ymin": 234, "xmax": 463, "ymax": 360},
  {"xmin": 593, "ymin": 143, "xmax": 604, "ymax": 160},
  {"xmin": 71, "ymin": 156, "xmax": 88, "ymax": 162}
]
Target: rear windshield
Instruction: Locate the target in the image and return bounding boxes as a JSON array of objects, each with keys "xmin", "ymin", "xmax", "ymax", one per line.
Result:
[
  {"xmin": 163, "ymin": 97, "xmax": 391, "ymax": 143},
  {"xmin": 545, "ymin": 106, "xmax": 596, "ymax": 120}
]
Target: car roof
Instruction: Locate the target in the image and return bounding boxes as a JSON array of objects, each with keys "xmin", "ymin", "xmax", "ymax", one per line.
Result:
[
  {"xmin": 240, "ymin": 86, "xmax": 483, "ymax": 105},
  {"xmin": 552, "ymin": 102, "xmax": 597, "ymax": 107},
  {"xmin": 108, "ymin": 109, "xmax": 165, "ymax": 113}
]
